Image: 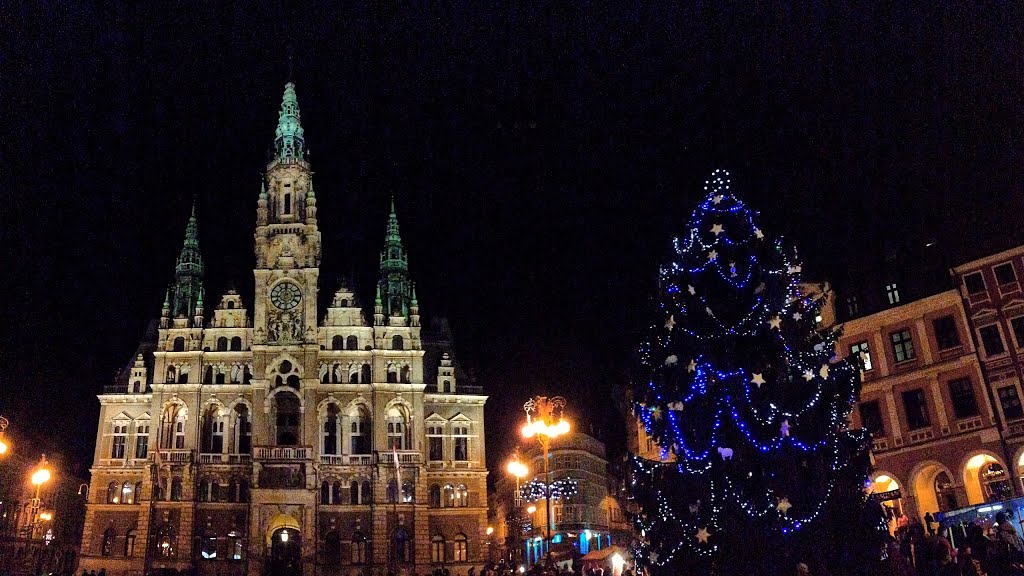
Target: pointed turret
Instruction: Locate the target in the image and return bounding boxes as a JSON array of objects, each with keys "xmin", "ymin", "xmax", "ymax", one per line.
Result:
[
  {"xmin": 378, "ymin": 198, "xmax": 412, "ymax": 321},
  {"xmin": 410, "ymin": 284, "xmax": 420, "ymax": 327},
  {"xmin": 170, "ymin": 202, "xmax": 205, "ymax": 321},
  {"xmin": 273, "ymin": 82, "xmax": 305, "ymax": 162},
  {"xmin": 374, "ymin": 285, "xmax": 385, "ymax": 326}
]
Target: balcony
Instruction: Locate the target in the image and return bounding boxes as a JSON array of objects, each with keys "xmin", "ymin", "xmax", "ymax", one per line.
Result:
[
  {"xmin": 871, "ymin": 438, "xmax": 889, "ymax": 453},
  {"xmin": 254, "ymin": 446, "xmax": 311, "ymax": 461},
  {"xmin": 321, "ymin": 454, "xmax": 373, "ymax": 466},
  {"xmin": 426, "ymin": 459, "xmax": 476, "ymax": 470},
  {"xmin": 424, "ymin": 384, "xmax": 484, "ymax": 395},
  {"xmin": 377, "ymin": 450, "xmax": 422, "ymax": 466},
  {"xmin": 151, "ymin": 449, "xmax": 193, "ymax": 464},
  {"xmin": 198, "ymin": 453, "xmax": 252, "ymax": 465}
]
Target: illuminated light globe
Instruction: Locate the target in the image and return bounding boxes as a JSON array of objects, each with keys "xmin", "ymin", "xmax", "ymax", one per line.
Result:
[
  {"xmin": 32, "ymin": 467, "xmax": 51, "ymax": 486},
  {"xmin": 629, "ymin": 170, "xmax": 879, "ymax": 574}
]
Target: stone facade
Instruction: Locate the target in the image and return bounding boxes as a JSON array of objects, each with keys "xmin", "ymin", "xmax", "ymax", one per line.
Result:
[{"xmin": 79, "ymin": 82, "xmax": 489, "ymax": 576}]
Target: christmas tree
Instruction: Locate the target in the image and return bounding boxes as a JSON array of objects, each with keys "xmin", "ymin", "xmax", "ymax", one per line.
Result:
[{"xmin": 630, "ymin": 170, "xmax": 876, "ymax": 575}]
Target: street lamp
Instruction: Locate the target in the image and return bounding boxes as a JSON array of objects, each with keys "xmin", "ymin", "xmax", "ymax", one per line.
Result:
[
  {"xmin": 0, "ymin": 416, "xmax": 10, "ymax": 456},
  {"xmin": 506, "ymin": 455, "xmax": 530, "ymax": 566},
  {"xmin": 29, "ymin": 455, "xmax": 51, "ymax": 539},
  {"xmin": 521, "ymin": 396, "xmax": 570, "ymax": 566}
]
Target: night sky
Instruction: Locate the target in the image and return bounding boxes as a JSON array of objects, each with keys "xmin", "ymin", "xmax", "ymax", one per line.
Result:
[{"xmin": 2, "ymin": 3, "xmax": 1021, "ymax": 481}]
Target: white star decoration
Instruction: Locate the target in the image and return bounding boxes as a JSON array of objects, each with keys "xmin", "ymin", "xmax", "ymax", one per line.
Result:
[
  {"xmin": 710, "ymin": 223, "xmax": 724, "ymax": 236},
  {"xmin": 707, "ymin": 249, "xmax": 718, "ymax": 261},
  {"xmin": 819, "ymin": 364, "xmax": 830, "ymax": 378},
  {"xmin": 712, "ymin": 195, "xmax": 723, "ymax": 204},
  {"xmin": 688, "ymin": 284, "xmax": 696, "ymax": 295},
  {"xmin": 751, "ymin": 373, "xmax": 766, "ymax": 388},
  {"xmin": 768, "ymin": 316, "xmax": 782, "ymax": 330},
  {"xmin": 793, "ymin": 312, "xmax": 803, "ymax": 321},
  {"xmin": 665, "ymin": 315, "xmax": 676, "ymax": 330},
  {"xmin": 687, "ymin": 359, "xmax": 697, "ymax": 373},
  {"xmin": 696, "ymin": 527, "xmax": 711, "ymax": 543},
  {"xmin": 802, "ymin": 370, "xmax": 815, "ymax": 381},
  {"xmin": 649, "ymin": 552, "xmax": 659, "ymax": 563},
  {"xmin": 754, "ymin": 228, "xmax": 764, "ymax": 240},
  {"xmin": 777, "ymin": 497, "xmax": 792, "ymax": 516}
]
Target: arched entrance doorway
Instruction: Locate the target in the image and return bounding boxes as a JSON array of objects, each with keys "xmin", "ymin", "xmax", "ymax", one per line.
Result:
[
  {"xmin": 964, "ymin": 453, "xmax": 1013, "ymax": 504},
  {"xmin": 270, "ymin": 527, "xmax": 301, "ymax": 576},
  {"xmin": 868, "ymin": 473, "xmax": 904, "ymax": 535},
  {"xmin": 911, "ymin": 463, "xmax": 959, "ymax": 522},
  {"xmin": 266, "ymin": 514, "xmax": 302, "ymax": 576}
]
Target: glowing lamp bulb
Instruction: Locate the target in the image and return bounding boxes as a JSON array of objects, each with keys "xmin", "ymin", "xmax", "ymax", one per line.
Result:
[
  {"xmin": 611, "ymin": 553, "xmax": 625, "ymax": 570},
  {"xmin": 527, "ymin": 505, "xmax": 537, "ymax": 514},
  {"xmin": 280, "ymin": 530, "xmax": 289, "ymax": 543},
  {"xmin": 0, "ymin": 439, "xmax": 7, "ymax": 455},
  {"xmin": 486, "ymin": 526, "xmax": 494, "ymax": 535},
  {"xmin": 31, "ymin": 468, "xmax": 51, "ymax": 486}
]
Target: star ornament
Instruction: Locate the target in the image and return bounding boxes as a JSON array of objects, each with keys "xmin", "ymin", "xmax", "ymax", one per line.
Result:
[
  {"xmin": 819, "ymin": 364, "xmax": 830, "ymax": 378},
  {"xmin": 802, "ymin": 370, "xmax": 815, "ymax": 381},
  {"xmin": 754, "ymin": 228, "xmax": 764, "ymax": 240},
  {"xmin": 712, "ymin": 195, "xmax": 724, "ymax": 204},
  {"xmin": 707, "ymin": 249, "xmax": 718, "ymax": 261},
  {"xmin": 651, "ymin": 407, "xmax": 663, "ymax": 420},
  {"xmin": 687, "ymin": 284, "xmax": 696, "ymax": 295},
  {"xmin": 710, "ymin": 223, "xmax": 724, "ymax": 236},
  {"xmin": 695, "ymin": 527, "xmax": 711, "ymax": 544},
  {"xmin": 751, "ymin": 373, "xmax": 766, "ymax": 388},
  {"xmin": 687, "ymin": 359, "xmax": 697, "ymax": 373},
  {"xmin": 665, "ymin": 315, "xmax": 676, "ymax": 331},
  {"xmin": 777, "ymin": 497, "xmax": 792, "ymax": 516},
  {"xmin": 792, "ymin": 312, "xmax": 803, "ymax": 321},
  {"xmin": 649, "ymin": 551, "xmax": 659, "ymax": 563},
  {"xmin": 768, "ymin": 316, "xmax": 782, "ymax": 330}
]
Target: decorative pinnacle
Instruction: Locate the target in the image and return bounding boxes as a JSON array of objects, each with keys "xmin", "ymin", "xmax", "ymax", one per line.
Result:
[
  {"xmin": 274, "ymin": 82, "xmax": 305, "ymax": 161},
  {"xmin": 375, "ymin": 285, "xmax": 382, "ymax": 306},
  {"xmin": 386, "ymin": 196, "xmax": 401, "ymax": 241},
  {"xmin": 259, "ymin": 179, "xmax": 267, "ymax": 200}
]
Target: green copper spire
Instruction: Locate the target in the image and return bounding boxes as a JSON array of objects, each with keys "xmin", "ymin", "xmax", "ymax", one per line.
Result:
[
  {"xmin": 273, "ymin": 82, "xmax": 305, "ymax": 162},
  {"xmin": 171, "ymin": 202, "xmax": 205, "ymax": 319},
  {"xmin": 378, "ymin": 198, "xmax": 411, "ymax": 318}
]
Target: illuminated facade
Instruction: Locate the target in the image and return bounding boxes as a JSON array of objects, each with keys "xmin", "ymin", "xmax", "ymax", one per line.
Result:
[{"xmin": 78, "ymin": 82, "xmax": 489, "ymax": 576}]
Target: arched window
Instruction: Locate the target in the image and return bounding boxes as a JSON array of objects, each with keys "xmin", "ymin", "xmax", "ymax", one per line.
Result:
[
  {"xmin": 935, "ymin": 471, "xmax": 958, "ymax": 511},
  {"xmin": 331, "ymin": 481, "xmax": 342, "ymax": 504},
  {"xmin": 202, "ymin": 406, "xmax": 224, "ymax": 454},
  {"xmin": 349, "ymin": 369, "xmax": 358, "ymax": 384},
  {"xmin": 392, "ymin": 335, "xmax": 404, "ymax": 350},
  {"xmin": 323, "ymin": 404, "xmax": 340, "ymax": 455},
  {"xmin": 154, "ymin": 524, "xmax": 176, "ymax": 558},
  {"xmin": 238, "ymin": 479, "xmax": 249, "ymax": 503},
  {"xmin": 320, "ymin": 481, "xmax": 330, "ymax": 504},
  {"xmin": 215, "ymin": 366, "xmax": 226, "ymax": 384},
  {"xmin": 443, "ymin": 485, "xmax": 455, "ymax": 508},
  {"xmin": 454, "ymin": 533, "xmax": 468, "ymax": 562},
  {"xmin": 346, "ymin": 335, "xmax": 358, "ymax": 350},
  {"xmin": 101, "ymin": 528, "xmax": 116, "ymax": 556},
  {"xmin": 352, "ymin": 531, "xmax": 367, "ymax": 564},
  {"xmin": 401, "ymin": 365, "xmax": 411, "ymax": 384},
  {"xmin": 227, "ymin": 530, "xmax": 244, "ymax": 560},
  {"xmin": 204, "ymin": 366, "xmax": 213, "ymax": 384},
  {"xmin": 323, "ymin": 531, "xmax": 341, "ymax": 563},
  {"xmin": 402, "ymin": 481, "xmax": 415, "ymax": 503},
  {"xmin": 387, "ymin": 365, "xmax": 398, "ymax": 383},
  {"xmin": 350, "ymin": 481, "xmax": 359, "ymax": 505},
  {"xmin": 431, "ymin": 535, "xmax": 445, "ymax": 563},
  {"xmin": 362, "ymin": 480, "xmax": 372, "ymax": 504},
  {"xmin": 170, "ymin": 477, "xmax": 183, "ymax": 501},
  {"xmin": 429, "ymin": 484, "xmax": 441, "ymax": 508},
  {"xmin": 394, "ymin": 527, "xmax": 410, "ymax": 563},
  {"xmin": 350, "ymin": 409, "xmax": 370, "ymax": 454},
  {"xmin": 173, "ymin": 337, "xmax": 185, "ymax": 352},
  {"xmin": 106, "ymin": 482, "xmax": 118, "ymax": 504},
  {"xmin": 125, "ymin": 529, "xmax": 137, "ymax": 557},
  {"xmin": 227, "ymin": 301, "xmax": 235, "ymax": 309},
  {"xmin": 340, "ymin": 298, "xmax": 349, "ymax": 308},
  {"xmin": 198, "ymin": 479, "xmax": 209, "ymax": 502},
  {"xmin": 135, "ymin": 482, "xmax": 143, "ymax": 503},
  {"xmin": 443, "ymin": 380, "xmax": 451, "ymax": 393},
  {"xmin": 387, "ymin": 479, "xmax": 399, "ymax": 503},
  {"xmin": 175, "ymin": 419, "xmax": 185, "ymax": 449},
  {"xmin": 230, "ymin": 337, "xmax": 242, "ymax": 351},
  {"xmin": 456, "ymin": 484, "xmax": 469, "ymax": 507},
  {"xmin": 217, "ymin": 337, "xmax": 228, "ymax": 351},
  {"xmin": 332, "ymin": 335, "xmax": 344, "ymax": 350},
  {"xmin": 361, "ymin": 364, "xmax": 372, "ymax": 383},
  {"xmin": 228, "ymin": 478, "xmax": 238, "ymax": 503},
  {"xmin": 121, "ymin": 481, "xmax": 134, "ymax": 505},
  {"xmin": 211, "ymin": 479, "xmax": 221, "ymax": 502},
  {"xmin": 234, "ymin": 404, "xmax": 251, "ymax": 454},
  {"xmin": 386, "ymin": 408, "xmax": 407, "ymax": 449},
  {"xmin": 274, "ymin": 391, "xmax": 301, "ymax": 446},
  {"xmin": 286, "ymin": 374, "xmax": 300, "ymax": 388},
  {"xmin": 166, "ymin": 366, "xmax": 176, "ymax": 383}
]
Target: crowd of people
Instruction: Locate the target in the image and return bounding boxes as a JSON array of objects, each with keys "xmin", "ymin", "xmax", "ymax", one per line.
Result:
[{"xmin": 874, "ymin": 511, "xmax": 1024, "ymax": 576}]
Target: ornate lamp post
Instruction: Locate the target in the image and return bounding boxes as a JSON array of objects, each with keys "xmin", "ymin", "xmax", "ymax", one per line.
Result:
[
  {"xmin": 0, "ymin": 416, "xmax": 10, "ymax": 456},
  {"xmin": 29, "ymin": 455, "xmax": 52, "ymax": 540},
  {"xmin": 506, "ymin": 453, "xmax": 530, "ymax": 564},
  {"xmin": 520, "ymin": 396, "xmax": 570, "ymax": 566}
]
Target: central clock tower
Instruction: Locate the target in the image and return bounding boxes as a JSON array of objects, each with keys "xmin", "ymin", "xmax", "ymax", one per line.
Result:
[{"xmin": 253, "ymin": 81, "xmax": 321, "ymax": 348}]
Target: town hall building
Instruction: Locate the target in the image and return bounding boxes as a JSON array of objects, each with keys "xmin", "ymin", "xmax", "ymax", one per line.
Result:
[{"xmin": 78, "ymin": 82, "xmax": 489, "ymax": 576}]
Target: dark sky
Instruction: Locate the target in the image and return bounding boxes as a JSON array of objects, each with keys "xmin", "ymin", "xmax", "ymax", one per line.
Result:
[{"xmin": 2, "ymin": 3, "xmax": 1021, "ymax": 480}]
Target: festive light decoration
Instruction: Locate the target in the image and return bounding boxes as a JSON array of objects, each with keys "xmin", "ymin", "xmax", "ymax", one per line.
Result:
[
  {"xmin": 628, "ymin": 170, "xmax": 867, "ymax": 574},
  {"xmin": 520, "ymin": 477, "xmax": 580, "ymax": 503}
]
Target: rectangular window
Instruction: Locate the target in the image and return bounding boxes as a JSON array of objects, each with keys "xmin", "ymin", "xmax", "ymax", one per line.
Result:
[
  {"xmin": 948, "ymin": 378, "xmax": 980, "ymax": 419},
  {"xmin": 846, "ymin": 295, "xmax": 859, "ymax": 317},
  {"xmin": 980, "ymin": 325, "xmax": 1006, "ymax": 356},
  {"xmin": 902, "ymin": 389, "xmax": 930, "ymax": 430},
  {"xmin": 885, "ymin": 284, "xmax": 900, "ymax": 305},
  {"xmin": 453, "ymin": 426, "xmax": 469, "ymax": 461},
  {"xmin": 135, "ymin": 428, "xmax": 149, "ymax": 459},
  {"xmin": 891, "ymin": 329, "xmax": 916, "ymax": 362},
  {"xmin": 858, "ymin": 401, "xmax": 885, "ymax": 437},
  {"xmin": 428, "ymin": 427, "xmax": 443, "ymax": 461},
  {"xmin": 964, "ymin": 272, "xmax": 986, "ymax": 295},
  {"xmin": 111, "ymin": 435, "xmax": 126, "ymax": 459},
  {"xmin": 1012, "ymin": 317, "xmax": 1024, "ymax": 348},
  {"xmin": 999, "ymin": 386, "xmax": 1024, "ymax": 420},
  {"xmin": 995, "ymin": 263, "xmax": 1017, "ymax": 285},
  {"xmin": 933, "ymin": 316, "xmax": 961, "ymax": 350},
  {"xmin": 850, "ymin": 342, "xmax": 872, "ymax": 371}
]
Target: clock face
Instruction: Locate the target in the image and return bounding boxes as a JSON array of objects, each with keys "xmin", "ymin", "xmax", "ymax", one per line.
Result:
[{"xmin": 270, "ymin": 282, "xmax": 302, "ymax": 310}]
